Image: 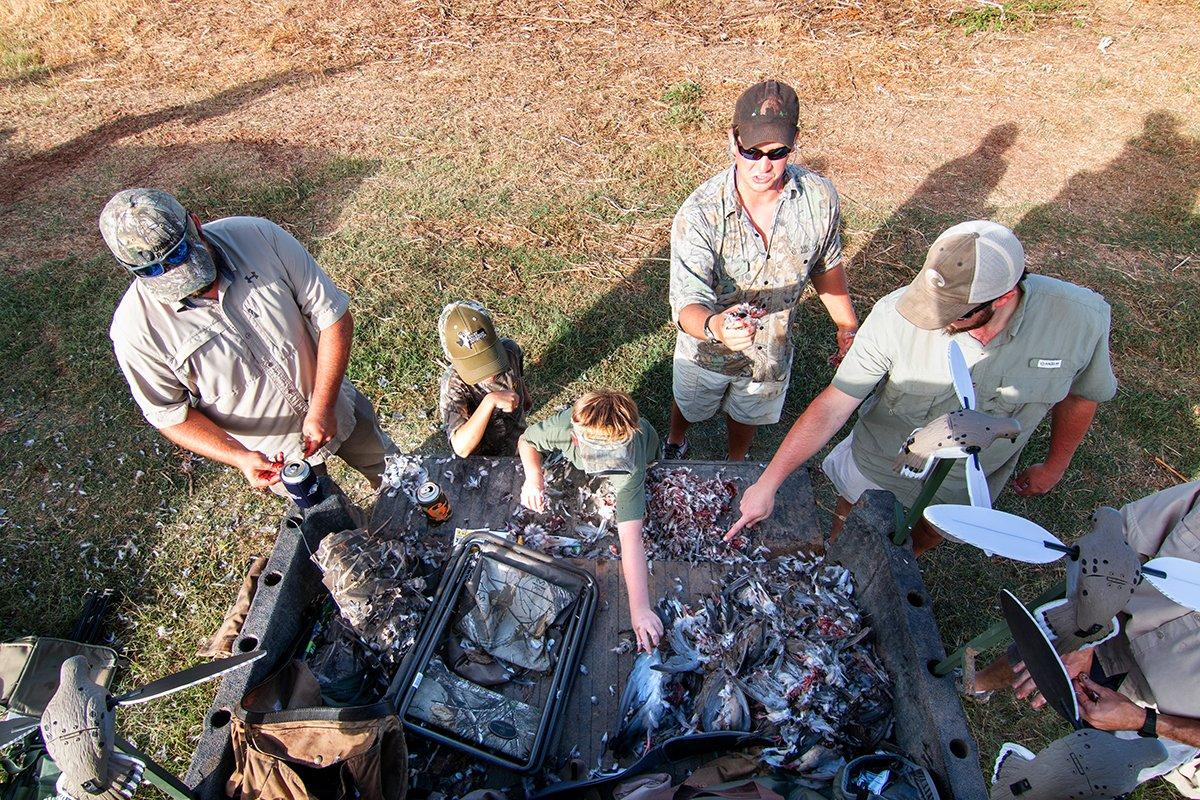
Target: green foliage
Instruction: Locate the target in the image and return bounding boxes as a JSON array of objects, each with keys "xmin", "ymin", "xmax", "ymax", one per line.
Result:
[
  {"xmin": 662, "ymin": 80, "xmax": 706, "ymax": 129},
  {"xmin": 951, "ymin": 0, "xmax": 1073, "ymax": 33},
  {"xmin": 0, "ymin": 34, "xmax": 48, "ymax": 82}
]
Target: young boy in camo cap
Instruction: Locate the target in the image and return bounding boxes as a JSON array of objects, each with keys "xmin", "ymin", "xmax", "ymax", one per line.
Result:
[
  {"xmin": 517, "ymin": 390, "xmax": 664, "ymax": 653},
  {"xmin": 438, "ymin": 301, "xmax": 531, "ymax": 457}
]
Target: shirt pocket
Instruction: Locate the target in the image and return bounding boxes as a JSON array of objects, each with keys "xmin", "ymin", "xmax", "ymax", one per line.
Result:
[
  {"xmin": 169, "ymin": 323, "xmax": 261, "ymax": 413},
  {"xmin": 879, "ymin": 380, "xmax": 953, "ymax": 426},
  {"xmin": 1127, "ymin": 612, "xmax": 1200, "ymax": 716},
  {"xmin": 985, "ymin": 368, "xmax": 1074, "ymax": 416}
]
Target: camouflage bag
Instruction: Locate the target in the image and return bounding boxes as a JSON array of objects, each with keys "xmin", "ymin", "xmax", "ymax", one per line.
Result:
[{"xmin": 407, "ymin": 657, "xmax": 539, "ymax": 760}]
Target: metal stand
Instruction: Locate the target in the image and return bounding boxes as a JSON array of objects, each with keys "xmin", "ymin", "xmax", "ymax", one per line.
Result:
[
  {"xmin": 892, "ymin": 459, "xmax": 955, "ymax": 546},
  {"xmin": 114, "ymin": 735, "xmax": 196, "ymax": 800},
  {"xmin": 931, "ymin": 579, "xmax": 1067, "ymax": 676}
]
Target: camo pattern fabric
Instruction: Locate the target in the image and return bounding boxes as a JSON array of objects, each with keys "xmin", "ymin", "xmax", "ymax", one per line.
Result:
[
  {"xmin": 669, "ymin": 165, "xmax": 842, "ymax": 382},
  {"xmin": 457, "ymin": 556, "xmax": 575, "ymax": 672},
  {"xmin": 439, "ymin": 338, "xmax": 529, "ymax": 456},
  {"xmin": 312, "ymin": 529, "xmax": 429, "ymax": 667},
  {"xmin": 99, "ymin": 189, "xmax": 217, "ymax": 303},
  {"xmin": 408, "ymin": 657, "xmax": 539, "ymax": 759}
]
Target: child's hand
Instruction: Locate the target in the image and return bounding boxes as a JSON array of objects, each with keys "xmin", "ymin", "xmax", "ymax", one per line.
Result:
[
  {"xmin": 630, "ymin": 606, "xmax": 664, "ymax": 653},
  {"xmin": 488, "ymin": 390, "xmax": 520, "ymax": 413},
  {"xmin": 520, "ymin": 475, "xmax": 547, "ymax": 513}
]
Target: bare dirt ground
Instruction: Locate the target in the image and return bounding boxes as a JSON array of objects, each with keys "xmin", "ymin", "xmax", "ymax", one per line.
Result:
[{"xmin": 1, "ymin": 0, "xmax": 1197, "ymax": 796}]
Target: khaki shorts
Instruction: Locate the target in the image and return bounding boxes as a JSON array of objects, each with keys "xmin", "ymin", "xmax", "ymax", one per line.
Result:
[
  {"xmin": 820, "ymin": 433, "xmax": 883, "ymax": 503},
  {"xmin": 672, "ymin": 358, "xmax": 789, "ymax": 426}
]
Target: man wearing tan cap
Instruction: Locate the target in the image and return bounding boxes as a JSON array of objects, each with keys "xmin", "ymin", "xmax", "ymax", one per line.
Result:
[
  {"xmin": 666, "ymin": 79, "xmax": 858, "ymax": 461},
  {"xmin": 103, "ymin": 188, "xmax": 391, "ymax": 491},
  {"xmin": 438, "ymin": 301, "xmax": 531, "ymax": 457},
  {"xmin": 728, "ymin": 220, "xmax": 1117, "ymax": 553}
]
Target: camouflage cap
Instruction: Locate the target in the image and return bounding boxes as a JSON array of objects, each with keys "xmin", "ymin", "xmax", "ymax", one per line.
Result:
[
  {"xmin": 99, "ymin": 188, "xmax": 216, "ymax": 304},
  {"xmin": 438, "ymin": 301, "xmax": 507, "ymax": 385}
]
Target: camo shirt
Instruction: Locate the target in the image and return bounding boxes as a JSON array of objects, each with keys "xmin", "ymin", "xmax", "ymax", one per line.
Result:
[
  {"xmin": 439, "ymin": 339, "xmax": 529, "ymax": 457},
  {"xmin": 669, "ymin": 165, "xmax": 843, "ymax": 382}
]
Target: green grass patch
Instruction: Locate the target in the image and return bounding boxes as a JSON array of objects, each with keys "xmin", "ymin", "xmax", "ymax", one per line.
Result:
[
  {"xmin": 0, "ymin": 33, "xmax": 48, "ymax": 82},
  {"xmin": 951, "ymin": 0, "xmax": 1074, "ymax": 33},
  {"xmin": 661, "ymin": 80, "xmax": 706, "ymax": 129}
]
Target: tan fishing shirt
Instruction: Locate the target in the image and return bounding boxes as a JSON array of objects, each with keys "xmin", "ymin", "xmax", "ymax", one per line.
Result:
[
  {"xmin": 832, "ymin": 274, "xmax": 1117, "ymax": 506},
  {"xmin": 669, "ymin": 165, "xmax": 842, "ymax": 383},
  {"xmin": 109, "ymin": 216, "xmax": 359, "ymax": 465}
]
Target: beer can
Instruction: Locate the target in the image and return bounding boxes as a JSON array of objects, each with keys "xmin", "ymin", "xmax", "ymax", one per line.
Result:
[
  {"xmin": 282, "ymin": 460, "xmax": 324, "ymax": 509},
  {"xmin": 417, "ymin": 480, "xmax": 452, "ymax": 523}
]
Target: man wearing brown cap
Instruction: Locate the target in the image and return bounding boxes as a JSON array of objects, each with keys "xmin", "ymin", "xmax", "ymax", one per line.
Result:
[
  {"xmin": 666, "ymin": 79, "xmax": 858, "ymax": 461},
  {"xmin": 727, "ymin": 220, "xmax": 1117, "ymax": 553},
  {"xmin": 438, "ymin": 301, "xmax": 531, "ymax": 457},
  {"xmin": 103, "ymin": 188, "xmax": 391, "ymax": 491}
]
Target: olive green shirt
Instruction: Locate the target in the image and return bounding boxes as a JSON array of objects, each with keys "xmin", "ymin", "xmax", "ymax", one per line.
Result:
[
  {"xmin": 669, "ymin": 165, "xmax": 842, "ymax": 382},
  {"xmin": 832, "ymin": 274, "xmax": 1117, "ymax": 506},
  {"xmin": 521, "ymin": 408, "xmax": 660, "ymax": 524}
]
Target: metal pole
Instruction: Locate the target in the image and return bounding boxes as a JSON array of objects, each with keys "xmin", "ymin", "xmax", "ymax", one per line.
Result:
[
  {"xmin": 113, "ymin": 735, "xmax": 196, "ymax": 800},
  {"xmin": 932, "ymin": 578, "xmax": 1068, "ymax": 676},
  {"xmin": 892, "ymin": 458, "xmax": 955, "ymax": 545}
]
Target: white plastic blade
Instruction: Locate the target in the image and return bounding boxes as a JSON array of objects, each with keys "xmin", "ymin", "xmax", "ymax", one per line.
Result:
[
  {"xmin": 923, "ymin": 504, "xmax": 1067, "ymax": 563},
  {"xmin": 965, "ymin": 453, "xmax": 992, "ymax": 509},
  {"xmin": 1143, "ymin": 557, "xmax": 1200, "ymax": 612},
  {"xmin": 947, "ymin": 340, "xmax": 976, "ymax": 410}
]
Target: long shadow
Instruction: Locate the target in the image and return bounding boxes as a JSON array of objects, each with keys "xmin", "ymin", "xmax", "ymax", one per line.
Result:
[
  {"xmin": 0, "ymin": 64, "xmax": 360, "ymax": 204},
  {"xmin": 0, "ymin": 140, "xmax": 379, "ymax": 640}
]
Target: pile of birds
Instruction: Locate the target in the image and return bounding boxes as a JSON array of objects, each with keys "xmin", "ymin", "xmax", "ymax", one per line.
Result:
[
  {"xmin": 643, "ymin": 468, "xmax": 764, "ymax": 561},
  {"xmin": 506, "ymin": 460, "xmax": 756, "ymax": 563},
  {"xmin": 613, "ymin": 555, "xmax": 893, "ymax": 782}
]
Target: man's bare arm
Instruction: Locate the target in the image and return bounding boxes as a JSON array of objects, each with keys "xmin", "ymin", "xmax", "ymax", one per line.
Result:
[
  {"xmin": 726, "ymin": 385, "xmax": 862, "ymax": 538},
  {"xmin": 1012, "ymin": 393, "xmax": 1098, "ymax": 496},
  {"xmin": 810, "ymin": 266, "xmax": 859, "ymax": 364},
  {"xmin": 160, "ymin": 408, "xmax": 282, "ymax": 487}
]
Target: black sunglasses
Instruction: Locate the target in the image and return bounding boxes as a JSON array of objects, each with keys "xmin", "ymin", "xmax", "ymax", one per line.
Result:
[
  {"xmin": 122, "ymin": 234, "xmax": 192, "ymax": 278},
  {"xmin": 736, "ymin": 142, "xmax": 792, "ymax": 162},
  {"xmin": 956, "ymin": 299, "xmax": 993, "ymax": 320}
]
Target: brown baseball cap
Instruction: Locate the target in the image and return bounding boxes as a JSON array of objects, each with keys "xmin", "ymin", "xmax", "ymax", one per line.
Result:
[
  {"xmin": 896, "ymin": 220, "xmax": 1025, "ymax": 330},
  {"xmin": 438, "ymin": 301, "xmax": 508, "ymax": 385},
  {"xmin": 732, "ymin": 80, "xmax": 799, "ymax": 148}
]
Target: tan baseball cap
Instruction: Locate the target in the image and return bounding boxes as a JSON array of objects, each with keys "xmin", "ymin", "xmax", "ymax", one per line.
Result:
[
  {"xmin": 438, "ymin": 301, "xmax": 507, "ymax": 385},
  {"xmin": 896, "ymin": 221, "xmax": 1025, "ymax": 329}
]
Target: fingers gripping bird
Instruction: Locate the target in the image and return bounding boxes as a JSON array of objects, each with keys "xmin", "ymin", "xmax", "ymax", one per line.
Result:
[{"xmin": 41, "ymin": 656, "xmax": 144, "ymax": 800}]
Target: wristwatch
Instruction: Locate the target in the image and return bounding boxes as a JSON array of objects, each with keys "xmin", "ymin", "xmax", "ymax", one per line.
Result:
[
  {"xmin": 1138, "ymin": 706, "xmax": 1158, "ymax": 738},
  {"xmin": 702, "ymin": 313, "xmax": 720, "ymax": 344}
]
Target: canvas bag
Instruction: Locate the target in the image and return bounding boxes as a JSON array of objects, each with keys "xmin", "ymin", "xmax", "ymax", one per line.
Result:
[{"xmin": 226, "ymin": 660, "xmax": 407, "ymax": 800}]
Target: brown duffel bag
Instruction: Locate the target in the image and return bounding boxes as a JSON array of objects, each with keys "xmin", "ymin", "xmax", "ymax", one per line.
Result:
[{"xmin": 227, "ymin": 660, "xmax": 407, "ymax": 800}]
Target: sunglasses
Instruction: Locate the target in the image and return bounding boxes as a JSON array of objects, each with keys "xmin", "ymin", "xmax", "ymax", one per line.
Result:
[
  {"xmin": 956, "ymin": 299, "xmax": 993, "ymax": 320},
  {"xmin": 123, "ymin": 234, "xmax": 192, "ymax": 278},
  {"xmin": 736, "ymin": 142, "xmax": 792, "ymax": 162}
]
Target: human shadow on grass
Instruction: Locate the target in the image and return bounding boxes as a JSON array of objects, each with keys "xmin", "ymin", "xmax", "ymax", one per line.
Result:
[
  {"xmin": 1006, "ymin": 109, "xmax": 1200, "ymax": 509},
  {"xmin": 0, "ymin": 64, "xmax": 361, "ymax": 204},
  {"xmin": 0, "ymin": 141, "xmax": 379, "ymax": 640}
]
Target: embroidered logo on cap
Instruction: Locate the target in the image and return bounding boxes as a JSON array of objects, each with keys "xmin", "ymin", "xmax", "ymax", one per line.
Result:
[
  {"xmin": 925, "ymin": 270, "xmax": 946, "ymax": 288},
  {"xmin": 457, "ymin": 328, "xmax": 488, "ymax": 349}
]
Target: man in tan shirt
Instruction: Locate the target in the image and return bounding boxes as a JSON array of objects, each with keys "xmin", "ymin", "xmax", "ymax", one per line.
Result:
[
  {"xmin": 103, "ymin": 188, "xmax": 390, "ymax": 491},
  {"xmin": 986, "ymin": 482, "xmax": 1200, "ymax": 797}
]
